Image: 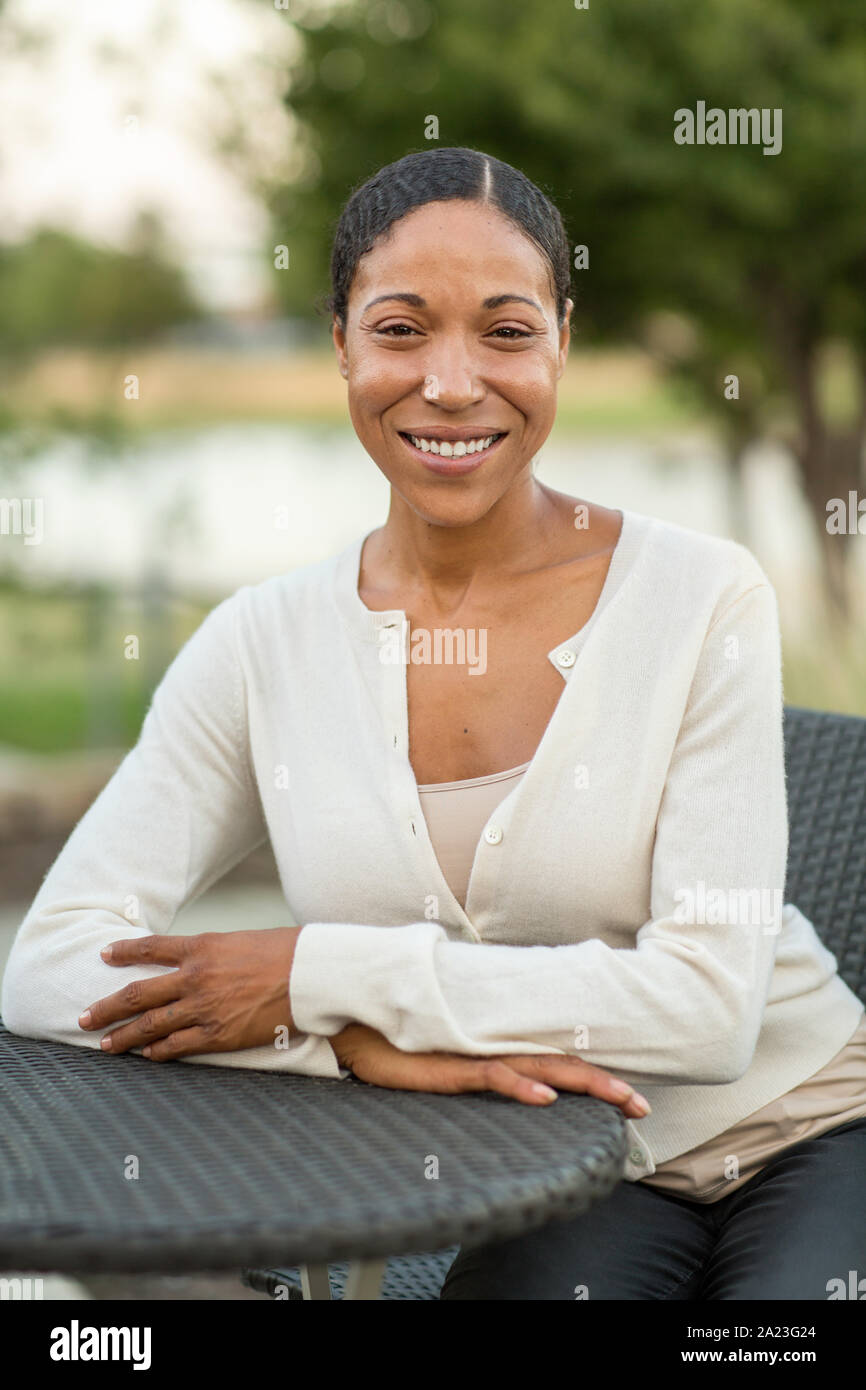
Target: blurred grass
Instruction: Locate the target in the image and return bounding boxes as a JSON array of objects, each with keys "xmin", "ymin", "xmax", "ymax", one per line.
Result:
[
  {"xmin": 6, "ymin": 346, "xmax": 704, "ymax": 435},
  {"xmin": 0, "ymin": 581, "xmax": 211, "ymax": 752},
  {"xmin": 0, "ymin": 682, "xmax": 143, "ymax": 751}
]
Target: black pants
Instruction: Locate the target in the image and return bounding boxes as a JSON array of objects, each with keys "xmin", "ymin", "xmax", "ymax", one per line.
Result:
[{"xmin": 439, "ymin": 1117, "xmax": 866, "ymax": 1300}]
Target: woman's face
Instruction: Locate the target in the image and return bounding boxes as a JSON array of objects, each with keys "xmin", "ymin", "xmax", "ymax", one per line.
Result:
[{"xmin": 332, "ymin": 198, "xmax": 572, "ymax": 527}]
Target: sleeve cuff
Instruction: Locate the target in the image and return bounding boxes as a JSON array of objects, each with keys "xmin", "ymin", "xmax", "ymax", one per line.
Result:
[{"xmin": 289, "ymin": 920, "xmax": 452, "ymax": 1044}]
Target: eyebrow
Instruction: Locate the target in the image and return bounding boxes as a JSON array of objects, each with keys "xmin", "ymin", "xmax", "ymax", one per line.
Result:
[{"xmin": 362, "ymin": 292, "xmax": 545, "ymax": 314}]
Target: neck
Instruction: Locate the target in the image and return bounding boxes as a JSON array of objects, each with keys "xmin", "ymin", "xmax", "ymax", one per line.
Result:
[{"xmin": 366, "ymin": 476, "xmax": 567, "ymax": 612}]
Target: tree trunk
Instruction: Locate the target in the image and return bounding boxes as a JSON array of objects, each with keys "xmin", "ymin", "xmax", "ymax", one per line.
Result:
[{"xmin": 784, "ymin": 341, "xmax": 865, "ymax": 625}]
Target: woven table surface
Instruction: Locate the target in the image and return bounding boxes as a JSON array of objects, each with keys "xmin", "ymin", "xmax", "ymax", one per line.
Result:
[{"xmin": 0, "ymin": 1024, "xmax": 627, "ymax": 1273}]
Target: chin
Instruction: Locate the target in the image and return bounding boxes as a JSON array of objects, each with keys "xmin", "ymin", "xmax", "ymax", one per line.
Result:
[{"xmin": 399, "ymin": 491, "xmax": 506, "ymax": 530}]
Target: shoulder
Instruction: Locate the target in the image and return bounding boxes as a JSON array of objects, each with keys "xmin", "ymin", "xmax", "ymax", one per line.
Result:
[
  {"xmin": 635, "ymin": 510, "xmax": 773, "ymax": 624},
  {"xmin": 220, "ymin": 545, "xmax": 349, "ymax": 654}
]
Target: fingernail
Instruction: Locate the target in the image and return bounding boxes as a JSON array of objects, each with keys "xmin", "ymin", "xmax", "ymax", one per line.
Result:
[
  {"xmin": 78, "ymin": 1010, "xmax": 91, "ymax": 1027},
  {"xmin": 632, "ymin": 1095, "xmax": 651, "ymax": 1115},
  {"xmin": 142, "ymin": 1046, "xmax": 152, "ymax": 1058},
  {"xmin": 100, "ymin": 1036, "xmax": 112, "ymax": 1050},
  {"xmin": 100, "ymin": 946, "xmax": 112, "ymax": 960},
  {"xmin": 532, "ymin": 1083, "xmax": 558, "ymax": 1100}
]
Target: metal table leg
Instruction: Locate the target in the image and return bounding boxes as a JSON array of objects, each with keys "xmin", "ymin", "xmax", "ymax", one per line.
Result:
[
  {"xmin": 342, "ymin": 1258, "xmax": 388, "ymax": 1300},
  {"xmin": 300, "ymin": 1262, "xmax": 332, "ymax": 1299},
  {"xmin": 297, "ymin": 1257, "xmax": 388, "ymax": 1300}
]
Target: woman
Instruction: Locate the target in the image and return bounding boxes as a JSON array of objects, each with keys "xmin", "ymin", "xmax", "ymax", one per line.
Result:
[{"xmin": 4, "ymin": 147, "xmax": 865, "ymax": 1301}]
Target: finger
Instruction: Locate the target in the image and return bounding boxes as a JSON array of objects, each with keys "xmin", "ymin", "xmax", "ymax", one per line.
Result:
[
  {"xmin": 99, "ymin": 1001, "xmax": 198, "ymax": 1055},
  {"xmin": 442, "ymin": 1058, "xmax": 561, "ymax": 1106},
  {"xmin": 353, "ymin": 1047, "xmax": 557, "ymax": 1106},
  {"xmin": 99, "ymin": 934, "xmax": 189, "ymax": 967},
  {"xmin": 501, "ymin": 1055, "xmax": 651, "ymax": 1115},
  {"xmin": 142, "ymin": 1026, "xmax": 214, "ymax": 1062},
  {"xmin": 80, "ymin": 974, "xmax": 184, "ymax": 1034}
]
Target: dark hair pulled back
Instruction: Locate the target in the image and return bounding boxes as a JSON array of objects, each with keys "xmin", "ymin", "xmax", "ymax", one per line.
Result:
[{"xmin": 326, "ymin": 146, "xmax": 571, "ymax": 329}]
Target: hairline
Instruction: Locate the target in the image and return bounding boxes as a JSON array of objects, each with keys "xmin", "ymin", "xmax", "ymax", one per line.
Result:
[{"xmin": 337, "ymin": 190, "xmax": 564, "ymax": 329}]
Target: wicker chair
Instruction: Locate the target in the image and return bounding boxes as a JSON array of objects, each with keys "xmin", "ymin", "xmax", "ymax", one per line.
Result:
[{"xmin": 242, "ymin": 704, "xmax": 866, "ymax": 1300}]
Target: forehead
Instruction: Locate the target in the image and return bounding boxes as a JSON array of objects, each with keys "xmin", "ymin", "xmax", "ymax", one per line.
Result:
[{"xmin": 349, "ymin": 200, "xmax": 555, "ymax": 308}]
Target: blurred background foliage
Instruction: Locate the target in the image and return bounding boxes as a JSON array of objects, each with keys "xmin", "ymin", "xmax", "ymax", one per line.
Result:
[
  {"xmin": 265, "ymin": 0, "xmax": 866, "ymax": 615},
  {"xmin": 0, "ymin": 216, "xmax": 200, "ymax": 357}
]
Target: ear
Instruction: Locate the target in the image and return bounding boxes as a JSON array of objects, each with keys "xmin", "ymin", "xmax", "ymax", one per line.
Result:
[
  {"xmin": 332, "ymin": 318, "xmax": 349, "ymax": 379},
  {"xmin": 556, "ymin": 299, "xmax": 573, "ymax": 379}
]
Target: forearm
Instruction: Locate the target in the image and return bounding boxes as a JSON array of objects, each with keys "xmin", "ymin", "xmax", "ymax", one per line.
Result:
[{"xmin": 288, "ymin": 918, "xmax": 772, "ymax": 1086}]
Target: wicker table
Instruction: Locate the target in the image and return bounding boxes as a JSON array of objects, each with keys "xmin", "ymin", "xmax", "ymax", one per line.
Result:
[{"xmin": 0, "ymin": 1021, "xmax": 628, "ymax": 1300}]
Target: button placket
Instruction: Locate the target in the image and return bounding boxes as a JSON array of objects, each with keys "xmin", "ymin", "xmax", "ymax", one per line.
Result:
[
  {"xmin": 377, "ymin": 615, "xmax": 408, "ymax": 758},
  {"xmin": 383, "ymin": 613, "xmax": 482, "ymax": 942}
]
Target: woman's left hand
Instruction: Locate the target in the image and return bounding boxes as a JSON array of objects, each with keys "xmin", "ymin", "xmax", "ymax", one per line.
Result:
[{"xmin": 78, "ymin": 926, "xmax": 304, "ymax": 1060}]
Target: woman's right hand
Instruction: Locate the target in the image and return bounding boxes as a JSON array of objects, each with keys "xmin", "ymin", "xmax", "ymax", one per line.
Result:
[{"xmin": 328, "ymin": 1023, "xmax": 651, "ymax": 1118}]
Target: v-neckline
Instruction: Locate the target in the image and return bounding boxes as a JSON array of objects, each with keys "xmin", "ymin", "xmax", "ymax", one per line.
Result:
[{"xmin": 336, "ymin": 507, "xmax": 646, "ymax": 931}]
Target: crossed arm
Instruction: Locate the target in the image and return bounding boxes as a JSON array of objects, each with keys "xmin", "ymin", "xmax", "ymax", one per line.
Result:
[{"xmin": 75, "ymin": 922, "xmax": 655, "ymax": 1117}]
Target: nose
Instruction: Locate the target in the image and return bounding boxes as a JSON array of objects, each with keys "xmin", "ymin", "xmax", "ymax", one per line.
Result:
[{"xmin": 420, "ymin": 338, "xmax": 485, "ymax": 410}]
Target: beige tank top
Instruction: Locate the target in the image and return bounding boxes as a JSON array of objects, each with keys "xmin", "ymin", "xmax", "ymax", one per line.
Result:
[{"xmin": 417, "ymin": 763, "xmax": 866, "ymax": 1203}]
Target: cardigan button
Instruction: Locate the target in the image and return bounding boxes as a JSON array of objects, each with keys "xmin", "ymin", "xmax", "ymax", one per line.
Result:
[
  {"xmin": 556, "ymin": 649, "xmax": 576, "ymax": 667},
  {"xmin": 483, "ymin": 824, "xmax": 503, "ymax": 845}
]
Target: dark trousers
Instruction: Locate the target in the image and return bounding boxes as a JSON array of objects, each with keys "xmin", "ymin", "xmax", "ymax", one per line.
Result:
[{"xmin": 439, "ymin": 1117, "xmax": 866, "ymax": 1300}]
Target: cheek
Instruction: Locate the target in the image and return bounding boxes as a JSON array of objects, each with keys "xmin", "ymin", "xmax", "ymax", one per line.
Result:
[
  {"xmin": 492, "ymin": 357, "xmax": 560, "ymax": 420},
  {"xmin": 346, "ymin": 380, "xmax": 396, "ymax": 448},
  {"xmin": 346, "ymin": 350, "xmax": 410, "ymax": 411}
]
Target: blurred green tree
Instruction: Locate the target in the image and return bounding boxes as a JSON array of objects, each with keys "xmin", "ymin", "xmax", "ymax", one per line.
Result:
[
  {"xmin": 0, "ymin": 216, "xmax": 200, "ymax": 358},
  {"xmin": 262, "ymin": 0, "xmax": 866, "ymax": 617},
  {"xmin": 0, "ymin": 213, "xmax": 205, "ymax": 474}
]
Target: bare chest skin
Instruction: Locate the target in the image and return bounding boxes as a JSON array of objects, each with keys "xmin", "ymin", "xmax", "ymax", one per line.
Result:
[{"xmin": 360, "ymin": 506, "xmax": 622, "ymax": 784}]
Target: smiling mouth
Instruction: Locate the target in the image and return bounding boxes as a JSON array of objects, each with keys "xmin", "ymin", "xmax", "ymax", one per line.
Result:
[
  {"xmin": 397, "ymin": 431, "xmax": 508, "ymax": 478},
  {"xmin": 398, "ymin": 431, "xmax": 506, "ymax": 458}
]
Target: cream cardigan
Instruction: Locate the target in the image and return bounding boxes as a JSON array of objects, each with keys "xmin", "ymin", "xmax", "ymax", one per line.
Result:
[{"xmin": 3, "ymin": 507, "xmax": 862, "ymax": 1183}]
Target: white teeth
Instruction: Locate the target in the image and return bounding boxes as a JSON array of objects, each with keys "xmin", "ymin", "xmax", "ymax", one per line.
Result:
[{"xmin": 408, "ymin": 434, "xmax": 499, "ymax": 455}]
